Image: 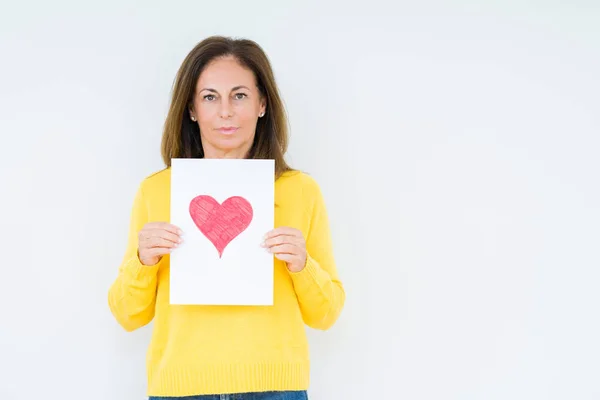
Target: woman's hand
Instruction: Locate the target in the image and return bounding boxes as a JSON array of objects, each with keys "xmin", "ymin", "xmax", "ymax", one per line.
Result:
[
  {"xmin": 262, "ymin": 227, "xmax": 307, "ymax": 272},
  {"xmin": 138, "ymin": 222, "xmax": 183, "ymax": 266}
]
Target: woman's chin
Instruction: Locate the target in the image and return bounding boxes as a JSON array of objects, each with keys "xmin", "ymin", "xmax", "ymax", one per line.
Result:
[
  {"xmin": 216, "ymin": 138, "xmax": 243, "ymax": 149},
  {"xmin": 207, "ymin": 137, "xmax": 253, "ymax": 156}
]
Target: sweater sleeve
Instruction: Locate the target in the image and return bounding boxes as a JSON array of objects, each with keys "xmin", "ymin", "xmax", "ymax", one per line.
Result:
[
  {"xmin": 288, "ymin": 181, "xmax": 346, "ymax": 330},
  {"xmin": 108, "ymin": 183, "xmax": 160, "ymax": 332}
]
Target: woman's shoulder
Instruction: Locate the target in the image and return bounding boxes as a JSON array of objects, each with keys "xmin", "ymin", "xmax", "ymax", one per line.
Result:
[
  {"xmin": 276, "ymin": 169, "xmax": 324, "ymax": 203},
  {"xmin": 138, "ymin": 167, "xmax": 171, "ymax": 193},
  {"xmin": 278, "ymin": 169, "xmax": 320, "ymax": 189}
]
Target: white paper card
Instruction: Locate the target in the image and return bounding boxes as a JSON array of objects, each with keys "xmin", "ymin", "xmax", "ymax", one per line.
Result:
[{"xmin": 169, "ymin": 158, "xmax": 274, "ymax": 305}]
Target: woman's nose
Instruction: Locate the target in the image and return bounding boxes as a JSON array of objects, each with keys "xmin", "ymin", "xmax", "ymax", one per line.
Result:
[{"xmin": 219, "ymin": 98, "xmax": 233, "ymax": 118}]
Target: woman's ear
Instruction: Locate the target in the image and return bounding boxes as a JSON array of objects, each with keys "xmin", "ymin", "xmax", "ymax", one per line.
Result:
[
  {"xmin": 259, "ymin": 99, "xmax": 267, "ymax": 117},
  {"xmin": 189, "ymin": 107, "xmax": 197, "ymax": 122}
]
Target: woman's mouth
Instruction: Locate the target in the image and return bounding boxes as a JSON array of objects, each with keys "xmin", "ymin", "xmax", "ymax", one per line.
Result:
[{"xmin": 217, "ymin": 127, "xmax": 239, "ymax": 135}]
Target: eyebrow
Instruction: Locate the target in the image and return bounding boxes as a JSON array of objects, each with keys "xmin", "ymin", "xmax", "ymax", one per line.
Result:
[{"xmin": 199, "ymin": 85, "xmax": 250, "ymax": 93}]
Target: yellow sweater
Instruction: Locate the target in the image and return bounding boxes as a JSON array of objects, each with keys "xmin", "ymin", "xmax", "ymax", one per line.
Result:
[{"xmin": 108, "ymin": 168, "xmax": 345, "ymax": 397}]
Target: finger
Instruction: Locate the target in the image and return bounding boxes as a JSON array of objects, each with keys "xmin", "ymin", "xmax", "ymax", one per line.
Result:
[
  {"xmin": 272, "ymin": 253, "xmax": 298, "ymax": 263},
  {"xmin": 153, "ymin": 230, "xmax": 183, "ymax": 244},
  {"xmin": 264, "ymin": 227, "xmax": 301, "ymax": 240},
  {"xmin": 262, "ymin": 234, "xmax": 303, "ymax": 248},
  {"xmin": 266, "ymin": 243, "xmax": 299, "ymax": 255},
  {"xmin": 141, "ymin": 228, "xmax": 183, "ymax": 244},
  {"xmin": 145, "ymin": 247, "xmax": 174, "ymax": 257},
  {"xmin": 146, "ymin": 222, "xmax": 183, "ymax": 235},
  {"xmin": 160, "ymin": 223, "xmax": 183, "ymax": 235},
  {"xmin": 144, "ymin": 237, "xmax": 179, "ymax": 249}
]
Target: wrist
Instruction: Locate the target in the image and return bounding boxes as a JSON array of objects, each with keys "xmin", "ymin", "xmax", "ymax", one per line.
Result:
[
  {"xmin": 137, "ymin": 249, "xmax": 159, "ymax": 267},
  {"xmin": 287, "ymin": 256, "xmax": 308, "ymax": 273}
]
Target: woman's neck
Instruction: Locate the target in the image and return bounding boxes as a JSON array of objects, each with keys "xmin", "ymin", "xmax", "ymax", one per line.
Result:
[{"xmin": 203, "ymin": 146, "xmax": 250, "ymax": 160}]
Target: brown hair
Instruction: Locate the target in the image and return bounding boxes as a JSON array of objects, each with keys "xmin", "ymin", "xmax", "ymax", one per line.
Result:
[{"xmin": 160, "ymin": 36, "xmax": 293, "ymax": 178}]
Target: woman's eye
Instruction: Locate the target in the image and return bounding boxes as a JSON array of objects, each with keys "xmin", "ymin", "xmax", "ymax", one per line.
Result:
[
  {"xmin": 234, "ymin": 93, "xmax": 247, "ymax": 100},
  {"xmin": 204, "ymin": 95, "xmax": 215, "ymax": 101}
]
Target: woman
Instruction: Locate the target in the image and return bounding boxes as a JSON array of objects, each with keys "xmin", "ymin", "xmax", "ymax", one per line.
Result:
[{"xmin": 108, "ymin": 36, "xmax": 345, "ymax": 400}]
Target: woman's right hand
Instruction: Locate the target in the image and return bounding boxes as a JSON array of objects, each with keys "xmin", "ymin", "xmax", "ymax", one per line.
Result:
[{"xmin": 138, "ymin": 222, "xmax": 183, "ymax": 266}]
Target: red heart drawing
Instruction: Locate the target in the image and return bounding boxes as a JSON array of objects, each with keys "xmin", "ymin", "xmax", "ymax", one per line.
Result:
[{"xmin": 189, "ymin": 195, "xmax": 253, "ymax": 258}]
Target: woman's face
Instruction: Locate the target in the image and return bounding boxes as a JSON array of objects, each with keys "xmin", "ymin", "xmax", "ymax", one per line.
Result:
[{"xmin": 190, "ymin": 55, "xmax": 266, "ymax": 158}]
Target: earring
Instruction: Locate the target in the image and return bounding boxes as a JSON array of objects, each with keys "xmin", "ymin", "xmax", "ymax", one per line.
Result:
[
  {"xmin": 259, "ymin": 112, "xmax": 265, "ymax": 118},
  {"xmin": 191, "ymin": 115, "xmax": 196, "ymax": 121}
]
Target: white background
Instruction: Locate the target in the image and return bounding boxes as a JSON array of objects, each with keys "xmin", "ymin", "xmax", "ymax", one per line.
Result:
[
  {"xmin": 0, "ymin": 1, "xmax": 599, "ymax": 399},
  {"xmin": 170, "ymin": 158, "xmax": 274, "ymax": 306}
]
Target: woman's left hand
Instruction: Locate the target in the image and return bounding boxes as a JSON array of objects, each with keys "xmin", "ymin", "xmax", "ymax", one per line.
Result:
[{"xmin": 262, "ymin": 227, "xmax": 307, "ymax": 272}]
